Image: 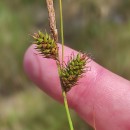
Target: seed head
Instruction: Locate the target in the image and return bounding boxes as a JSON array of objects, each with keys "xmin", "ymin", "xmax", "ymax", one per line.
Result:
[
  {"xmin": 61, "ymin": 53, "xmax": 88, "ymax": 92},
  {"xmin": 33, "ymin": 31, "xmax": 58, "ymax": 60}
]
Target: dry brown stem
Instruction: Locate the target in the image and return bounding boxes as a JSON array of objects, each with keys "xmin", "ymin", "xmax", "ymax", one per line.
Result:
[{"xmin": 46, "ymin": 0, "xmax": 58, "ymax": 42}]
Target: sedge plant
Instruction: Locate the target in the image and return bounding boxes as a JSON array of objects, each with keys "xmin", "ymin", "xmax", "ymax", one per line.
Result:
[{"xmin": 32, "ymin": 0, "xmax": 89, "ymax": 130}]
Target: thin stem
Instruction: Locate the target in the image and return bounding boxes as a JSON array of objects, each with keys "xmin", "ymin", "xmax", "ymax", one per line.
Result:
[
  {"xmin": 63, "ymin": 91, "xmax": 74, "ymax": 130},
  {"xmin": 59, "ymin": 0, "xmax": 74, "ymax": 130},
  {"xmin": 46, "ymin": 0, "xmax": 58, "ymax": 42},
  {"xmin": 59, "ymin": 0, "xmax": 64, "ymax": 63},
  {"xmin": 46, "ymin": 0, "xmax": 74, "ymax": 130}
]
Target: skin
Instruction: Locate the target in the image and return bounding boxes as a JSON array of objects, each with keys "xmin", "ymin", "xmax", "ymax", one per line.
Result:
[{"xmin": 24, "ymin": 44, "xmax": 130, "ymax": 130}]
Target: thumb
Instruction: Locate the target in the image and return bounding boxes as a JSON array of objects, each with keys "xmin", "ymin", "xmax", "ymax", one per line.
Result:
[{"xmin": 24, "ymin": 44, "xmax": 130, "ymax": 130}]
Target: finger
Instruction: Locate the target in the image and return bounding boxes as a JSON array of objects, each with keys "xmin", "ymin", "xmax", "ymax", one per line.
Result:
[{"xmin": 24, "ymin": 44, "xmax": 130, "ymax": 130}]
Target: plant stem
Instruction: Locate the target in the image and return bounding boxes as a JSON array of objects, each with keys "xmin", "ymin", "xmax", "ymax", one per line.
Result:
[
  {"xmin": 59, "ymin": 0, "xmax": 74, "ymax": 130},
  {"xmin": 46, "ymin": 0, "xmax": 74, "ymax": 130},
  {"xmin": 46, "ymin": 0, "xmax": 58, "ymax": 42},
  {"xmin": 62, "ymin": 91, "xmax": 74, "ymax": 130},
  {"xmin": 59, "ymin": 0, "xmax": 64, "ymax": 63}
]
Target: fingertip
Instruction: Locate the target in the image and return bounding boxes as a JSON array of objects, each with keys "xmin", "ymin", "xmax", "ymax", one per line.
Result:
[
  {"xmin": 23, "ymin": 44, "xmax": 130, "ymax": 130},
  {"xmin": 23, "ymin": 44, "xmax": 63, "ymax": 101},
  {"xmin": 23, "ymin": 45, "xmax": 38, "ymax": 81}
]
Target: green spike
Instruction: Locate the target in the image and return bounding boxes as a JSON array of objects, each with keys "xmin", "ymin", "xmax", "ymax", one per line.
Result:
[{"xmin": 37, "ymin": 38, "xmax": 43, "ymax": 43}]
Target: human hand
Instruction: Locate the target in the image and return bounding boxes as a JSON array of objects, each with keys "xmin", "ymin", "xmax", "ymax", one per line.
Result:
[{"xmin": 24, "ymin": 44, "xmax": 130, "ymax": 130}]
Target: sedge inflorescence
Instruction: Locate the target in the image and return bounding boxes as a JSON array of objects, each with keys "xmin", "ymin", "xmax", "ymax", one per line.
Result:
[
  {"xmin": 32, "ymin": 31, "xmax": 88, "ymax": 92},
  {"xmin": 33, "ymin": 31, "xmax": 58, "ymax": 60},
  {"xmin": 61, "ymin": 53, "xmax": 88, "ymax": 92}
]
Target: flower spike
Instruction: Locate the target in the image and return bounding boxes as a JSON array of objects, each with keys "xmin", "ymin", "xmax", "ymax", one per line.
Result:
[
  {"xmin": 33, "ymin": 31, "xmax": 58, "ymax": 60},
  {"xmin": 61, "ymin": 53, "xmax": 88, "ymax": 92}
]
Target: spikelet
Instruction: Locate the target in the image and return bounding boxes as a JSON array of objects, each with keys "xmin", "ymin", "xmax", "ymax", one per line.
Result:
[
  {"xmin": 33, "ymin": 31, "xmax": 58, "ymax": 60},
  {"xmin": 61, "ymin": 53, "xmax": 88, "ymax": 92}
]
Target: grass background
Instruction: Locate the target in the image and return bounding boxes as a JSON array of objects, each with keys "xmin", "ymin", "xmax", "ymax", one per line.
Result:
[{"xmin": 0, "ymin": 0, "xmax": 130, "ymax": 130}]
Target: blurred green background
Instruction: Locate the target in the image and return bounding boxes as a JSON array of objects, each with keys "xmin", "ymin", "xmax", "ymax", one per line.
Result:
[{"xmin": 0, "ymin": 0, "xmax": 130, "ymax": 130}]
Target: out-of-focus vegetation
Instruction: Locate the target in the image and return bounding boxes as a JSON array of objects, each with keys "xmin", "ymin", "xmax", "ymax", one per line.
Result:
[{"xmin": 0, "ymin": 0, "xmax": 130, "ymax": 130}]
